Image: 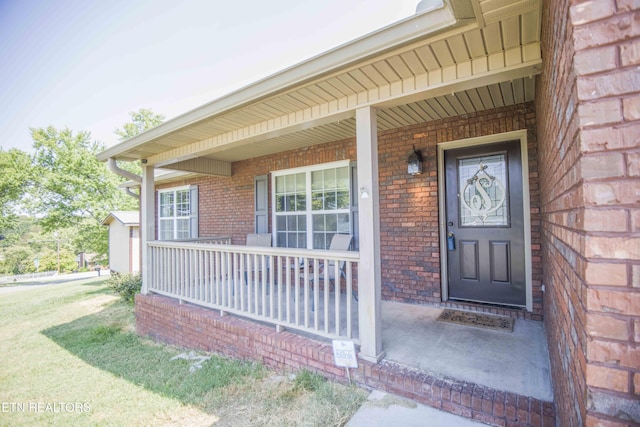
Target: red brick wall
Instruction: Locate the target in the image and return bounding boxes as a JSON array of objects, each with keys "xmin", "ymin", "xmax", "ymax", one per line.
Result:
[
  {"xmin": 156, "ymin": 103, "xmax": 542, "ymax": 317},
  {"xmin": 377, "ymin": 104, "xmax": 542, "ymax": 318},
  {"xmin": 537, "ymin": 1, "xmax": 640, "ymax": 425}
]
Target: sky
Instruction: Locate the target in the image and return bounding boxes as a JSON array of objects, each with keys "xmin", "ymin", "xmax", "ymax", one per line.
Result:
[{"xmin": 0, "ymin": 0, "xmax": 420, "ymax": 153}]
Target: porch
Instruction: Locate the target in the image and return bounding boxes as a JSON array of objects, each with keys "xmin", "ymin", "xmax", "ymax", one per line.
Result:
[{"xmin": 140, "ymin": 240, "xmax": 554, "ymax": 425}]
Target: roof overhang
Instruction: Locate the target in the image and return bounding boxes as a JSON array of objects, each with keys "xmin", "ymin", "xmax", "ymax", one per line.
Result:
[{"xmin": 98, "ymin": 0, "xmax": 542, "ymax": 177}]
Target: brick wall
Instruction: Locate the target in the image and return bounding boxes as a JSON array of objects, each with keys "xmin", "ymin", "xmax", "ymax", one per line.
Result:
[
  {"xmin": 157, "ymin": 103, "xmax": 542, "ymax": 318},
  {"xmin": 537, "ymin": 0, "xmax": 640, "ymax": 425},
  {"xmin": 377, "ymin": 103, "xmax": 542, "ymax": 318}
]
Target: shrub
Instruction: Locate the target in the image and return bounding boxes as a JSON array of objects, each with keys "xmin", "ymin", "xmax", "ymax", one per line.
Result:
[{"xmin": 107, "ymin": 273, "xmax": 141, "ymax": 303}]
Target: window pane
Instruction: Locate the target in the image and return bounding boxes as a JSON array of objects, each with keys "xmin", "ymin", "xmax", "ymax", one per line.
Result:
[
  {"xmin": 313, "ymin": 214, "xmax": 324, "ymax": 231},
  {"xmin": 336, "ymin": 167, "xmax": 349, "ymax": 189},
  {"xmin": 324, "ymin": 169, "xmax": 336, "ymax": 189},
  {"xmin": 276, "ymin": 195, "xmax": 285, "ymax": 212},
  {"xmin": 287, "ymin": 233, "xmax": 298, "ymax": 248},
  {"xmin": 312, "ymin": 192, "xmax": 323, "ymax": 210},
  {"xmin": 313, "ymin": 233, "xmax": 325, "ymax": 250},
  {"xmin": 296, "ymin": 173, "xmax": 306, "ymax": 192},
  {"xmin": 176, "ymin": 190, "xmax": 190, "ymax": 217},
  {"xmin": 297, "ymin": 215, "xmax": 307, "ymax": 231},
  {"xmin": 337, "ymin": 191, "xmax": 349, "ymax": 209},
  {"xmin": 159, "ymin": 219, "xmax": 173, "ymax": 240},
  {"xmin": 277, "ymin": 232, "xmax": 286, "ymax": 247},
  {"xmin": 276, "ymin": 216, "xmax": 286, "ymax": 231},
  {"xmin": 297, "ymin": 233, "xmax": 307, "ymax": 249},
  {"xmin": 287, "ymin": 215, "xmax": 297, "ymax": 231},
  {"xmin": 276, "ymin": 176, "xmax": 285, "ymax": 193},
  {"xmin": 176, "ymin": 219, "xmax": 190, "ymax": 239},
  {"xmin": 296, "ymin": 194, "xmax": 306, "ymax": 211},
  {"xmin": 338, "ymin": 214, "xmax": 350, "ymax": 233},
  {"xmin": 326, "ymin": 214, "xmax": 337, "ymax": 231},
  {"xmin": 325, "ymin": 192, "xmax": 336, "ymax": 210},
  {"xmin": 288, "ymin": 195, "xmax": 299, "ymax": 211},
  {"xmin": 285, "ymin": 175, "xmax": 295, "ymax": 192},
  {"xmin": 311, "ymin": 170, "xmax": 323, "ymax": 190},
  {"xmin": 160, "ymin": 205, "xmax": 173, "ymax": 218}
]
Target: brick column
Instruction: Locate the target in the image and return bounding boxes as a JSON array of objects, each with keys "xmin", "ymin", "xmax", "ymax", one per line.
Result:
[
  {"xmin": 571, "ymin": 1, "xmax": 640, "ymax": 424},
  {"xmin": 538, "ymin": 1, "xmax": 640, "ymax": 425}
]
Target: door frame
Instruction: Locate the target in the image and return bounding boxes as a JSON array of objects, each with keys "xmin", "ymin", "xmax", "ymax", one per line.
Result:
[{"xmin": 437, "ymin": 130, "xmax": 533, "ymax": 312}]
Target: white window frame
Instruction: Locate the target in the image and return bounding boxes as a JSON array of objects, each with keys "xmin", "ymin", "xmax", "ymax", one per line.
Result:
[
  {"xmin": 271, "ymin": 160, "xmax": 355, "ymax": 249},
  {"xmin": 158, "ymin": 185, "xmax": 191, "ymax": 240}
]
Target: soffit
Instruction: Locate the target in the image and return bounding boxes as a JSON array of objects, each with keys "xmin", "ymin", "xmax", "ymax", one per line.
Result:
[{"xmin": 107, "ymin": 0, "xmax": 542, "ymax": 167}]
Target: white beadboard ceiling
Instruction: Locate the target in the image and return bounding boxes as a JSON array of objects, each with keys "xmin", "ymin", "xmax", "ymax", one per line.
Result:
[{"xmin": 103, "ymin": 0, "xmax": 542, "ymax": 172}]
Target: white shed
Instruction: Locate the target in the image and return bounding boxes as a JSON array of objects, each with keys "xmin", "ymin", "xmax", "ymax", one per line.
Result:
[{"xmin": 102, "ymin": 211, "xmax": 140, "ymax": 274}]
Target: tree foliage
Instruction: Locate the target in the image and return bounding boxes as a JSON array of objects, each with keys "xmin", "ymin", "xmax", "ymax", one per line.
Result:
[
  {"xmin": 113, "ymin": 108, "xmax": 165, "ymax": 176},
  {"xmin": 29, "ymin": 126, "xmax": 136, "ymax": 257},
  {"xmin": 114, "ymin": 108, "xmax": 165, "ymax": 142},
  {"xmin": 0, "ymin": 149, "xmax": 33, "ymax": 231},
  {"xmin": 1, "ymin": 109, "xmax": 165, "ymax": 273}
]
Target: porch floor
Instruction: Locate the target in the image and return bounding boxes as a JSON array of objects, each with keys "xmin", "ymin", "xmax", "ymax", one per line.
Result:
[{"xmin": 381, "ymin": 300, "xmax": 553, "ymax": 402}]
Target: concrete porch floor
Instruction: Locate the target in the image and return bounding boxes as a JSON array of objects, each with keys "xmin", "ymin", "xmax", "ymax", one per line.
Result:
[{"xmin": 381, "ymin": 300, "xmax": 554, "ymax": 402}]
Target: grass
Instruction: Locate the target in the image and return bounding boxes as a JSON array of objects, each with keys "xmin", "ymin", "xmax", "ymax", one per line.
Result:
[{"xmin": 0, "ymin": 278, "xmax": 367, "ymax": 426}]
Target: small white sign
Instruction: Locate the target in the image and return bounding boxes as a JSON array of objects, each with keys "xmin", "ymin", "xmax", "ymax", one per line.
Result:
[{"xmin": 332, "ymin": 340, "xmax": 358, "ymax": 368}]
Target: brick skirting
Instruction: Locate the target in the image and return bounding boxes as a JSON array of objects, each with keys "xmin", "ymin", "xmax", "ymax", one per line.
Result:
[{"xmin": 136, "ymin": 293, "xmax": 555, "ymax": 426}]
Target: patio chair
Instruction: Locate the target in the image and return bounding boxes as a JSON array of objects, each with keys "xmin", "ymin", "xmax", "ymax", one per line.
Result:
[
  {"xmin": 243, "ymin": 233, "xmax": 272, "ymax": 286},
  {"xmin": 303, "ymin": 234, "xmax": 356, "ymax": 310}
]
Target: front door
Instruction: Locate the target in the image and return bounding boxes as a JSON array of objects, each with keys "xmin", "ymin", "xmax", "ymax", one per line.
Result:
[{"xmin": 444, "ymin": 140, "xmax": 526, "ymax": 307}]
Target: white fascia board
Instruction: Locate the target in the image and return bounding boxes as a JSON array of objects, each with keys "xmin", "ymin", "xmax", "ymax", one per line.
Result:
[{"xmin": 96, "ymin": 2, "xmax": 458, "ymax": 162}]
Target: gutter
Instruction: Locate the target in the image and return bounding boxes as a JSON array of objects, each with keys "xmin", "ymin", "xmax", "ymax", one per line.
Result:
[{"xmin": 108, "ymin": 158, "xmax": 141, "ymax": 199}]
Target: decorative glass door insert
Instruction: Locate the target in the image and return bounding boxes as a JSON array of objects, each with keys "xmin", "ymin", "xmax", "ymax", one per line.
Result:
[{"xmin": 458, "ymin": 153, "xmax": 509, "ymax": 227}]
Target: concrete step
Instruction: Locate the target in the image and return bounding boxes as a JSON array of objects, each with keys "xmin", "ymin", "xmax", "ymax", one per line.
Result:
[{"xmin": 354, "ymin": 359, "xmax": 556, "ymax": 426}]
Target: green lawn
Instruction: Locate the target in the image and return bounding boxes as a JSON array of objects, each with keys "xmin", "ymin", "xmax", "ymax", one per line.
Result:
[{"xmin": 0, "ymin": 278, "xmax": 366, "ymax": 426}]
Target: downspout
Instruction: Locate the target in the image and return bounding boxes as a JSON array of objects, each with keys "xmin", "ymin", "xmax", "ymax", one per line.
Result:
[{"xmin": 108, "ymin": 158, "xmax": 142, "ymax": 199}]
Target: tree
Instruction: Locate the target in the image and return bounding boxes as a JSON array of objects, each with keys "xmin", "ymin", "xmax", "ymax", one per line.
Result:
[
  {"xmin": 114, "ymin": 108, "xmax": 165, "ymax": 142},
  {"xmin": 113, "ymin": 108, "xmax": 165, "ymax": 176},
  {"xmin": 29, "ymin": 126, "xmax": 136, "ymax": 257},
  {"xmin": 0, "ymin": 149, "xmax": 32, "ymax": 231}
]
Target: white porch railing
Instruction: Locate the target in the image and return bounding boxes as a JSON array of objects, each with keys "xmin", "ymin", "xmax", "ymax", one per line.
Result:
[{"xmin": 147, "ymin": 241, "xmax": 360, "ymax": 342}]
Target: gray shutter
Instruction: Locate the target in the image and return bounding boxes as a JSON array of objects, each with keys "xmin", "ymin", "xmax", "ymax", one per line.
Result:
[
  {"xmin": 254, "ymin": 175, "xmax": 268, "ymax": 233},
  {"xmin": 189, "ymin": 185, "xmax": 198, "ymax": 239}
]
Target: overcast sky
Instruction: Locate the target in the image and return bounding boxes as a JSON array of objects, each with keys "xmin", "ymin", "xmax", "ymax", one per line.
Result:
[{"xmin": 0, "ymin": 0, "xmax": 420, "ymax": 153}]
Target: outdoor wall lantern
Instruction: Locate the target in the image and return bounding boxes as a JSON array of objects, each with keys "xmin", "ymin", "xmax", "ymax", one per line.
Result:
[{"xmin": 407, "ymin": 146, "xmax": 423, "ymax": 175}]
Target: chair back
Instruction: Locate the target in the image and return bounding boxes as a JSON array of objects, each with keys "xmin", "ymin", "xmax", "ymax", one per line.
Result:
[
  {"xmin": 246, "ymin": 233, "xmax": 272, "ymax": 247},
  {"xmin": 329, "ymin": 234, "xmax": 352, "ymax": 251}
]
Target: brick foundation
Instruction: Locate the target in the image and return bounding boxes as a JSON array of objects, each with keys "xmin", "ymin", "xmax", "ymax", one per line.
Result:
[{"xmin": 136, "ymin": 293, "xmax": 555, "ymax": 426}]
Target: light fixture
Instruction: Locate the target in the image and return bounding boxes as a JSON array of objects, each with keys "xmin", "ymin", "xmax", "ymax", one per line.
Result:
[
  {"xmin": 360, "ymin": 187, "xmax": 370, "ymax": 199},
  {"xmin": 407, "ymin": 145, "xmax": 423, "ymax": 176}
]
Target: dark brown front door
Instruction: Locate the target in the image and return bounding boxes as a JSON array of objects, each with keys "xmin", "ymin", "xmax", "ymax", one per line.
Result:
[{"xmin": 444, "ymin": 140, "xmax": 526, "ymax": 307}]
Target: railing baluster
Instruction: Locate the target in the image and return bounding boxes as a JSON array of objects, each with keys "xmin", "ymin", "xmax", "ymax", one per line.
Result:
[
  {"xmin": 334, "ymin": 260, "xmax": 341, "ymax": 336},
  {"xmin": 346, "ymin": 261, "xmax": 352, "ymax": 339},
  {"xmin": 324, "ymin": 257, "xmax": 330, "ymax": 334},
  {"xmin": 313, "ymin": 258, "xmax": 319, "ymax": 331},
  {"xmin": 286, "ymin": 256, "xmax": 291, "ymax": 324}
]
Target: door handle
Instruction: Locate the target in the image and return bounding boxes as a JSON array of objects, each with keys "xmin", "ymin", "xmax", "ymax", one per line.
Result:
[{"xmin": 447, "ymin": 232, "xmax": 456, "ymax": 250}]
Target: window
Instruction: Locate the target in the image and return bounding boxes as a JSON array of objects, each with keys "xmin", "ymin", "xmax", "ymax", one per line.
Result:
[
  {"xmin": 272, "ymin": 161, "xmax": 356, "ymax": 250},
  {"xmin": 158, "ymin": 186, "xmax": 198, "ymax": 240}
]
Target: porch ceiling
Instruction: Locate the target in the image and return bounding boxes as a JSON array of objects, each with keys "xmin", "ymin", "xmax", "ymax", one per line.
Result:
[{"xmin": 98, "ymin": 0, "xmax": 542, "ymax": 173}]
